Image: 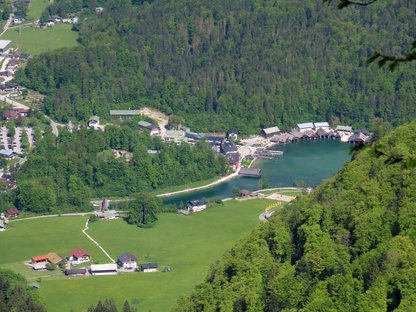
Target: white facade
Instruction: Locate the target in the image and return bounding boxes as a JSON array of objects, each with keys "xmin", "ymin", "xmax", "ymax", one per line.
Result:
[
  {"xmin": 121, "ymin": 260, "xmax": 137, "ymax": 270},
  {"xmin": 313, "ymin": 122, "xmax": 330, "ymax": 131},
  {"xmin": 150, "ymin": 127, "xmax": 160, "ymax": 136},
  {"xmin": 296, "ymin": 123, "xmax": 314, "ymax": 133},
  {"xmin": 188, "ymin": 203, "xmax": 207, "ymax": 212},
  {"xmin": 68, "ymin": 255, "xmax": 90, "ymax": 264},
  {"xmin": 142, "ymin": 268, "xmax": 157, "ymax": 273}
]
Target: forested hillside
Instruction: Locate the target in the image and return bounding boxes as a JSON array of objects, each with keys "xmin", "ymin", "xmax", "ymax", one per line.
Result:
[
  {"xmin": 175, "ymin": 120, "xmax": 416, "ymax": 311},
  {"xmin": 16, "ymin": 0, "xmax": 416, "ymax": 133},
  {"xmin": 0, "ymin": 126, "xmax": 226, "ymax": 213}
]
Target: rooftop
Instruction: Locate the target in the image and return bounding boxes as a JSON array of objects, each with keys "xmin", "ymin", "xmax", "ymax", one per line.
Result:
[
  {"xmin": 90, "ymin": 263, "xmax": 118, "ymax": 271},
  {"xmin": 0, "ymin": 149, "xmax": 14, "ymax": 157},
  {"xmin": 118, "ymin": 253, "xmax": 138, "ymax": 263},
  {"xmin": 314, "ymin": 122, "xmax": 330, "ymax": 128},
  {"xmin": 297, "ymin": 122, "xmax": 314, "ymax": 129},
  {"xmin": 188, "ymin": 200, "xmax": 208, "ymax": 207},
  {"xmin": 336, "ymin": 125, "xmax": 353, "ymax": 132},
  {"xmin": 140, "ymin": 263, "xmax": 158, "ymax": 270},
  {"xmin": 68, "ymin": 248, "xmax": 90, "ymax": 258},
  {"xmin": 0, "ymin": 40, "xmax": 11, "ymax": 49},
  {"xmin": 262, "ymin": 126, "xmax": 280, "ymax": 135},
  {"xmin": 110, "ymin": 110, "xmax": 141, "ymax": 116}
]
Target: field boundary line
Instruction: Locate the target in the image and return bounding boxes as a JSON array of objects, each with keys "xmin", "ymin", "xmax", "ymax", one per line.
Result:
[{"xmin": 82, "ymin": 219, "xmax": 115, "ymax": 263}]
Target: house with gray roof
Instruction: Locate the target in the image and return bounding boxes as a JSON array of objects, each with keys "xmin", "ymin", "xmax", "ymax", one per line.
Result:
[
  {"xmin": 296, "ymin": 123, "xmax": 314, "ymax": 133},
  {"xmin": 117, "ymin": 253, "xmax": 138, "ymax": 270}
]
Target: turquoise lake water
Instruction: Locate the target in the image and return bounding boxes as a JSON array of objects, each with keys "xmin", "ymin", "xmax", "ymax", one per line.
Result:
[{"xmin": 163, "ymin": 139, "xmax": 351, "ymax": 207}]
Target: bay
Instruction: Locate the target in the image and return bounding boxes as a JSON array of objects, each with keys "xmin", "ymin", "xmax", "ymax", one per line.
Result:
[{"xmin": 163, "ymin": 140, "xmax": 351, "ymax": 207}]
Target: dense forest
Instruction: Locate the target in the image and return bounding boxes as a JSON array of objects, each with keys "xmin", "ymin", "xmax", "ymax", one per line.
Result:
[
  {"xmin": 0, "ymin": 269, "xmax": 46, "ymax": 312},
  {"xmin": 175, "ymin": 120, "xmax": 416, "ymax": 311},
  {"xmin": 0, "ymin": 126, "xmax": 227, "ymax": 213},
  {"xmin": 15, "ymin": 0, "xmax": 416, "ymax": 133}
]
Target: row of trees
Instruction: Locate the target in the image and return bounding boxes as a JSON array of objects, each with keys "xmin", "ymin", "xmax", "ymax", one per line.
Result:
[
  {"xmin": 15, "ymin": 0, "xmax": 416, "ymax": 133},
  {"xmin": 5, "ymin": 125, "xmax": 227, "ymax": 213},
  {"xmin": 175, "ymin": 120, "xmax": 416, "ymax": 311}
]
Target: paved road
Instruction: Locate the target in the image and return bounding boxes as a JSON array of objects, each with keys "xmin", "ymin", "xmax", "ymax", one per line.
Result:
[
  {"xmin": 13, "ymin": 127, "xmax": 22, "ymax": 154},
  {"xmin": 259, "ymin": 209, "xmax": 276, "ymax": 222},
  {"xmin": 0, "ymin": 95, "xmax": 29, "ymax": 109},
  {"xmin": 1, "ymin": 126, "xmax": 9, "ymax": 149},
  {"xmin": 0, "ymin": 16, "xmax": 12, "ymax": 36}
]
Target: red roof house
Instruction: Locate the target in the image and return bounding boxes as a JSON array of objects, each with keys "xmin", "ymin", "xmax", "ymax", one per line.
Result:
[
  {"xmin": 67, "ymin": 248, "xmax": 90, "ymax": 263},
  {"xmin": 5, "ymin": 207, "xmax": 19, "ymax": 217},
  {"xmin": 31, "ymin": 255, "xmax": 49, "ymax": 263},
  {"xmin": 3, "ymin": 110, "xmax": 17, "ymax": 119}
]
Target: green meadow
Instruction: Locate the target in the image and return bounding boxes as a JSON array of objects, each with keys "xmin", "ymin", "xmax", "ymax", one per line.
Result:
[
  {"xmin": 1, "ymin": 24, "xmax": 79, "ymax": 55},
  {"xmin": 26, "ymin": 0, "xmax": 50, "ymax": 21},
  {"xmin": 0, "ymin": 199, "xmax": 272, "ymax": 311}
]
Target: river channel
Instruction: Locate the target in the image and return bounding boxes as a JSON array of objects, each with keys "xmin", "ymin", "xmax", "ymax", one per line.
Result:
[{"xmin": 163, "ymin": 140, "xmax": 351, "ymax": 207}]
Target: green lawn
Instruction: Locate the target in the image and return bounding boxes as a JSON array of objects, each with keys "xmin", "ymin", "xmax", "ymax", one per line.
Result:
[
  {"xmin": 5, "ymin": 199, "xmax": 271, "ymax": 311},
  {"xmin": 26, "ymin": 0, "xmax": 50, "ymax": 21},
  {"xmin": 1, "ymin": 24, "xmax": 79, "ymax": 55},
  {"xmin": 0, "ymin": 216, "xmax": 109, "ymax": 278}
]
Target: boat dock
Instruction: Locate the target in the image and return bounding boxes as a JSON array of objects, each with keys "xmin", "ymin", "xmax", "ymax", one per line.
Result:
[
  {"xmin": 254, "ymin": 148, "xmax": 283, "ymax": 159},
  {"xmin": 239, "ymin": 168, "xmax": 262, "ymax": 178}
]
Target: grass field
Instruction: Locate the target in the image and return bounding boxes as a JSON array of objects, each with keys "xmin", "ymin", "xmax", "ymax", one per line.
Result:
[
  {"xmin": 0, "ymin": 216, "xmax": 109, "ymax": 277},
  {"xmin": 26, "ymin": 0, "xmax": 50, "ymax": 21},
  {"xmin": 0, "ymin": 199, "xmax": 271, "ymax": 311},
  {"xmin": 1, "ymin": 24, "xmax": 79, "ymax": 55}
]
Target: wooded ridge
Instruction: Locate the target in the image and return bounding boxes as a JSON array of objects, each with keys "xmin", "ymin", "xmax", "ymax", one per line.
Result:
[{"xmin": 15, "ymin": 0, "xmax": 416, "ymax": 133}]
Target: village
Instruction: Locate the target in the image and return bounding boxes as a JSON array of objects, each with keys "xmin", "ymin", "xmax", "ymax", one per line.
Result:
[{"xmin": 88, "ymin": 111, "xmax": 370, "ymax": 177}]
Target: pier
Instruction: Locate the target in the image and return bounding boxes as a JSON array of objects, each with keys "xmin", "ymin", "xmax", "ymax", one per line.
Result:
[
  {"xmin": 254, "ymin": 148, "xmax": 284, "ymax": 159},
  {"xmin": 239, "ymin": 168, "xmax": 262, "ymax": 177}
]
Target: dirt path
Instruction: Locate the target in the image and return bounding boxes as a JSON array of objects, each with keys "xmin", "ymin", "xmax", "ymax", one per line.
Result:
[
  {"xmin": 82, "ymin": 219, "xmax": 115, "ymax": 263},
  {"xmin": 138, "ymin": 107, "xmax": 168, "ymax": 137}
]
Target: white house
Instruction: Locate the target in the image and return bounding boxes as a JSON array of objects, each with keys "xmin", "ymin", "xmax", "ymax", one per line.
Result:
[
  {"xmin": 139, "ymin": 263, "xmax": 158, "ymax": 273},
  {"xmin": 313, "ymin": 122, "xmax": 330, "ymax": 131},
  {"xmin": 187, "ymin": 200, "xmax": 208, "ymax": 213},
  {"xmin": 117, "ymin": 253, "xmax": 138, "ymax": 270},
  {"xmin": 88, "ymin": 116, "xmax": 100, "ymax": 129},
  {"xmin": 296, "ymin": 123, "xmax": 314, "ymax": 133},
  {"xmin": 90, "ymin": 263, "xmax": 118, "ymax": 276},
  {"xmin": 67, "ymin": 249, "xmax": 90, "ymax": 264}
]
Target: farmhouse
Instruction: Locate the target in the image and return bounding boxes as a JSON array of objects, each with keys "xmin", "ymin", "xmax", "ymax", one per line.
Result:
[
  {"xmin": 90, "ymin": 263, "xmax": 118, "ymax": 276},
  {"xmin": 88, "ymin": 116, "xmax": 100, "ymax": 129},
  {"xmin": 0, "ymin": 149, "xmax": 15, "ymax": 160},
  {"xmin": 0, "ymin": 40, "xmax": 12, "ymax": 53},
  {"xmin": 47, "ymin": 252, "xmax": 63, "ymax": 265},
  {"xmin": 5, "ymin": 207, "xmax": 19, "ymax": 218},
  {"xmin": 261, "ymin": 126, "xmax": 280, "ymax": 138},
  {"xmin": 110, "ymin": 110, "xmax": 141, "ymax": 118},
  {"xmin": 139, "ymin": 263, "xmax": 158, "ymax": 273},
  {"xmin": 187, "ymin": 200, "xmax": 208, "ymax": 212},
  {"xmin": 138, "ymin": 120, "xmax": 160, "ymax": 136},
  {"xmin": 67, "ymin": 249, "xmax": 90, "ymax": 264},
  {"xmin": 65, "ymin": 269, "xmax": 87, "ymax": 276},
  {"xmin": 31, "ymin": 255, "xmax": 49, "ymax": 264},
  {"xmin": 117, "ymin": 253, "xmax": 138, "ymax": 270},
  {"xmin": 314, "ymin": 122, "xmax": 330, "ymax": 131},
  {"xmin": 296, "ymin": 123, "xmax": 314, "ymax": 133}
]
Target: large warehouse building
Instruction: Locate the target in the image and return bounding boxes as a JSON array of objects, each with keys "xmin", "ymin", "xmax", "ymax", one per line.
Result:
[{"xmin": 0, "ymin": 40, "xmax": 12, "ymax": 53}]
